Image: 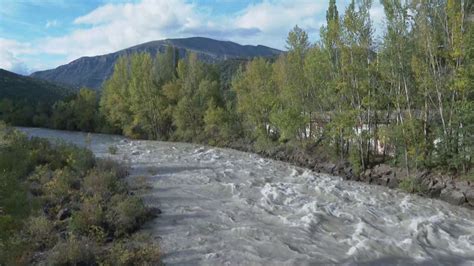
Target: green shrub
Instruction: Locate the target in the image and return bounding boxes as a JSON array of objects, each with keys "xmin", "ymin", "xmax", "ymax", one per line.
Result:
[
  {"xmin": 108, "ymin": 145, "xmax": 118, "ymax": 155},
  {"xmin": 0, "ymin": 233, "xmax": 30, "ymax": 265},
  {"xmin": 106, "ymin": 195, "xmax": 148, "ymax": 237},
  {"xmin": 0, "ymin": 125, "xmax": 156, "ymax": 264},
  {"xmin": 0, "ymin": 215, "xmax": 17, "ymax": 241},
  {"xmin": 203, "ymin": 103, "xmax": 241, "ymax": 145},
  {"xmin": 69, "ymin": 196, "xmax": 104, "ymax": 235},
  {"xmin": 28, "ymin": 137, "xmax": 59, "ymax": 167},
  {"xmin": 25, "ymin": 215, "xmax": 57, "ymax": 250},
  {"xmin": 43, "ymin": 169, "xmax": 79, "ymax": 204},
  {"xmin": 348, "ymin": 148, "xmax": 362, "ymax": 176},
  {"xmin": 28, "ymin": 165, "xmax": 53, "ymax": 185},
  {"xmin": 48, "ymin": 236, "xmax": 97, "ymax": 265},
  {"xmin": 461, "ymin": 172, "xmax": 474, "ymax": 181},
  {"xmin": 60, "ymin": 144, "xmax": 95, "ymax": 174},
  {"xmin": 106, "ymin": 233, "xmax": 160, "ymax": 265},
  {"xmin": 96, "ymin": 159, "xmax": 128, "ymax": 179},
  {"xmin": 0, "ymin": 171, "xmax": 30, "ymax": 219},
  {"xmin": 83, "ymin": 168, "xmax": 126, "ymax": 198},
  {"xmin": 399, "ymin": 177, "xmax": 426, "ymax": 193},
  {"xmin": 86, "ymin": 224, "xmax": 107, "ymax": 243},
  {"xmin": 0, "ymin": 144, "xmax": 32, "ymax": 179}
]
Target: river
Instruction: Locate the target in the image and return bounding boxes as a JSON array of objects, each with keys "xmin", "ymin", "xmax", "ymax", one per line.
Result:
[{"xmin": 20, "ymin": 127, "xmax": 474, "ymax": 265}]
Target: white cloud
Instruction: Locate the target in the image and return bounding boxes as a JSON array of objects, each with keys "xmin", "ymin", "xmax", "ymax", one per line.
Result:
[
  {"xmin": 45, "ymin": 20, "xmax": 59, "ymax": 28},
  {"xmin": 35, "ymin": 0, "xmax": 328, "ymax": 64},
  {"xmin": 40, "ymin": 0, "xmax": 207, "ymax": 61},
  {"xmin": 235, "ymin": 1, "xmax": 324, "ymax": 31},
  {"xmin": 0, "ymin": 38, "xmax": 66, "ymax": 74},
  {"xmin": 0, "ymin": 38, "xmax": 33, "ymax": 74},
  {"xmin": 231, "ymin": 0, "xmax": 327, "ymax": 48}
]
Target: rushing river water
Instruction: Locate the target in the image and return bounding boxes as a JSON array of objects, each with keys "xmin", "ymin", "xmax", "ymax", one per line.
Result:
[{"xmin": 20, "ymin": 128, "xmax": 474, "ymax": 265}]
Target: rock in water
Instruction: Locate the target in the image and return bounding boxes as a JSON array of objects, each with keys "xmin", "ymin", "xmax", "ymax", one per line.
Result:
[{"xmin": 440, "ymin": 188, "xmax": 466, "ymax": 205}]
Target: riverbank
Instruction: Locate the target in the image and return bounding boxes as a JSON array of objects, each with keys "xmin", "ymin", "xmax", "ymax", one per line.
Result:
[
  {"xmin": 0, "ymin": 125, "xmax": 160, "ymax": 264},
  {"xmin": 224, "ymin": 141, "xmax": 474, "ymax": 210}
]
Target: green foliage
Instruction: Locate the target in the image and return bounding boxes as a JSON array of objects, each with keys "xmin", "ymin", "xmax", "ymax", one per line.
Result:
[
  {"xmin": 0, "ymin": 126, "xmax": 157, "ymax": 264},
  {"xmin": 25, "ymin": 215, "xmax": 57, "ymax": 250},
  {"xmin": 100, "ymin": 47, "xmax": 228, "ymax": 143},
  {"xmin": 51, "ymin": 88, "xmax": 100, "ymax": 132},
  {"xmin": 73, "ymin": 88, "xmax": 98, "ymax": 131},
  {"xmin": 270, "ymin": 107, "xmax": 305, "ymax": 142},
  {"xmin": 101, "ymin": 49, "xmax": 195, "ymax": 140},
  {"xmin": 48, "ymin": 236, "xmax": 97, "ymax": 265},
  {"xmin": 72, "ymin": 165, "xmax": 147, "ymax": 240},
  {"xmin": 0, "ymin": 69, "xmax": 71, "ymax": 104},
  {"xmin": 100, "ymin": 56, "xmax": 134, "ymax": 135},
  {"xmin": 204, "ymin": 103, "xmax": 227, "ymax": 142},
  {"xmin": 62, "ymin": 144, "xmax": 95, "ymax": 173},
  {"xmin": 399, "ymin": 177, "xmax": 426, "ymax": 194},
  {"xmin": 106, "ymin": 195, "xmax": 148, "ymax": 237},
  {"xmin": 128, "ymin": 53, "xmax": 161, "ymax": 139},
  {"xmin": 82, "ymin": 168, "xmax": 127, "ymax": 198},
  {"xmin": 69, "ymin": 196, "xmax": 105, "ymax": 236},
  {"xmin": 203, "ymin": 101, "xmax": 241, "ymax": 145},
  {"xmin": 348, "ymin": 147, "xmax": 362, "ymax": 176},
  {"xmin": 0, "ymin": 69, "xmax": 72, "ymax": 127},
  {"xmin": 108, "ymin": 145, "xmax": 118, "ymax": 155},
  {"xmin": 173, "ymin": 95, "xmax": 202, "ymax": 141},
  {"xmin": 233, "ymin": 58, "xmax": 277, "ymax": 142},
  {"xmin": 106, "ymin": 233, "xmax": 161, "ymax": 265},
  {"xmin": 95, "ymin": 158, "xmax": 129, "ymax": 179},
  {"xmin": 387, "ymin": 119, "xmax": 429, "ymax": 170},
  {"xmin": 461, "ymin": 172, "xmax": 474, "ymax": 182}
]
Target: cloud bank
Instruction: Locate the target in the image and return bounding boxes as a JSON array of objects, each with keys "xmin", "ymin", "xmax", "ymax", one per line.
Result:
[{"xmin": 0, "ymin": 38, "xmax": 33, "ymax": 74}]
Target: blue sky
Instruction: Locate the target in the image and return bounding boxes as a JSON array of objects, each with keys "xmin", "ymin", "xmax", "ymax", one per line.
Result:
[{"xmin": 0, "ymin": 0, "xmax": 384, "ymax": 74}]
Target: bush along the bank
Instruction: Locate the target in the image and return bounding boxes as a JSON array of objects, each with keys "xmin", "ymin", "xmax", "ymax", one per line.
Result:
[{"xmin": 0, "ymin": 123, "xmax": 159, "ymax": 265}]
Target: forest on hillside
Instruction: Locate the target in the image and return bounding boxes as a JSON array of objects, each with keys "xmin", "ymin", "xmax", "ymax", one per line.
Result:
[{"xmin": 1, "ymin": 0, "xmax": 472, "ymax": 179}]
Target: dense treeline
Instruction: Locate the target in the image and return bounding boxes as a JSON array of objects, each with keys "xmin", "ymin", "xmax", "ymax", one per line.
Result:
[
  {"xmin": 0, "ymin": 124, "xmax": 159, "ymax": 264},
  {"xmin": 101, "ymin": 0, "xmax": 473, "ymax": 177},
  {"xmin": 100, "ymin": 46, "xmax": 243, "ymax": 142},
  {"xmin": 0, "ymin": 87, "xmax": 104, "ymax": 132}
]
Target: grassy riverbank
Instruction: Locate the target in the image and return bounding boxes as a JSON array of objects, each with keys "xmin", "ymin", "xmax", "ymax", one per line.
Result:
[{"xmin": 0, "ymin": 123, "xmax": 160, "ymax": 265}]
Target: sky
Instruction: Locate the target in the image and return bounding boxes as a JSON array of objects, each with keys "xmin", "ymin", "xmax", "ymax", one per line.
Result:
[{"xmin": 0, "ymin": 0, "xmax": 384, "ymax": 75}]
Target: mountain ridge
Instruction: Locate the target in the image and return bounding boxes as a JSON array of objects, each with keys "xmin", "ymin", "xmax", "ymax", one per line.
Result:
[{"xmin": 30, "ymin": 37, "xmax": 282, "ymax": 90}]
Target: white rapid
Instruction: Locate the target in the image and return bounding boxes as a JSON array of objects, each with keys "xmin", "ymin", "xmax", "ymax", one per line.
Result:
[{"xmin": 21, "ymin": 128, "xmax": 474, "ymax": 265}]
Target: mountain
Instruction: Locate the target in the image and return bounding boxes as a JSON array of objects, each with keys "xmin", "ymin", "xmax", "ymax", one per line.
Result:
[
  {"xmin": 30, "ymin": 37, "xmax": 282, "ymax": 90},
  {"xmin": 0, "ymin": 68, "xmax": 72, "ymax": 104}
]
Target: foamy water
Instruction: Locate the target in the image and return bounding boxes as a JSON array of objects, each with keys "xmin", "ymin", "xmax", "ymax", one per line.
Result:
[{"xmin": 21, "ymin": 128, "xmax": 474, "ymax": 265}]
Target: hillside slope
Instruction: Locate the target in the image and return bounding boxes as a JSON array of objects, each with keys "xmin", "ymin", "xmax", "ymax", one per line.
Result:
[
  {"xmin": 30, "ymin": 37, "xmax": 282, "ymax": 90},
  {"xmin": 0, "ymin": 68, "xmax": 72, "ymax": 104}
]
